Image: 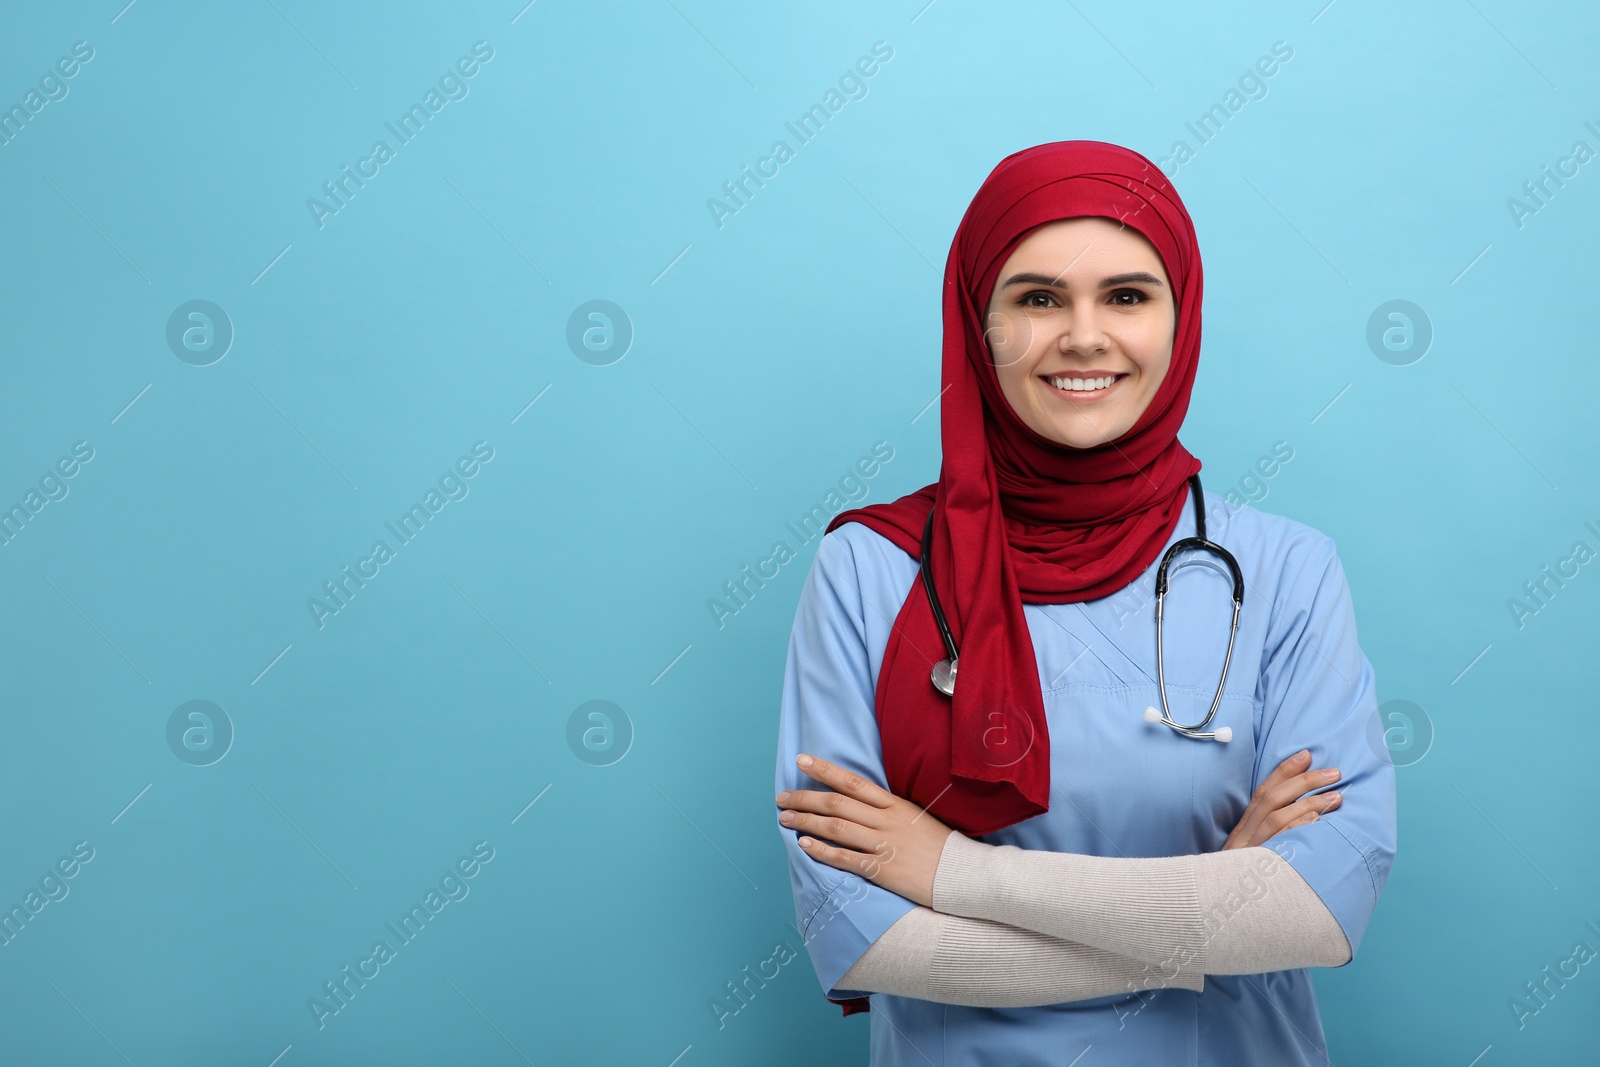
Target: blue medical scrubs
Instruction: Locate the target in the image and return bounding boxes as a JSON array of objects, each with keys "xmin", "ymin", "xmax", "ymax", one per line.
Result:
[{"xmin": 774, "ymin": 492, "xmax": 1398, "ymax": 1066}]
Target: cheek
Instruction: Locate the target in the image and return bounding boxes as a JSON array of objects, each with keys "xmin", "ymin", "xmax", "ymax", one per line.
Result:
[
  {"xmin": 985, "ymin": 309, "xmax": 1034, "ymax": 370},
  {"xmin": 1127, "ymin": 321, "xmax": 1174, "ymax": 384},
  {"xmin": 1141, "ymin": 352, "xmax": 1172, "ymax": 391},
  {"xmin": 993, "ymin": 360, "xmax": 1032, "ymax": 408}
]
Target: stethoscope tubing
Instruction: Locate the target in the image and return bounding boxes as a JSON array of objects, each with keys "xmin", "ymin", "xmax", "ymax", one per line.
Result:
[{"xmin": 919, "ymin": 473, "xmax": 1245, "ymax": 741}]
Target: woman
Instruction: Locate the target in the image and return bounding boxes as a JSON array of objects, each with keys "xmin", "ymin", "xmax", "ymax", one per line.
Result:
[{"xmin": 772, "ymin": 140, "xmax": 1396, "ymax": 1064}]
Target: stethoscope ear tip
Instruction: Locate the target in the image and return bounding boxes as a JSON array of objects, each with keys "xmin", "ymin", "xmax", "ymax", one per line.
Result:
[{"xmin": 1144, "ymin": 705, "xmax": 1232, "ymax": 742}]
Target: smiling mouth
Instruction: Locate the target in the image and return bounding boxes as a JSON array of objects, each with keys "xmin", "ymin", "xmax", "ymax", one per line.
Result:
[{"xmin": 1039, "ymin": 372, "xmax": 1127, "ymax": 399}]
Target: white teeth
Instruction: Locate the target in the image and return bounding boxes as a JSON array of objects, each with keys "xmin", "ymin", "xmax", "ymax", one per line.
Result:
[{"xmin": 1048, "ymin": 375, "xmax": 1117, "ymax": 391}]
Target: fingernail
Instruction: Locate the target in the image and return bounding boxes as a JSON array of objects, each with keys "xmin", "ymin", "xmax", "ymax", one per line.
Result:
[
  {"xmin": 780, "ymin": 811, "xmax": 795, "ymax": 823},
  {"xmin": 797, "ymin": 755, "xmax": 813, "ymax": 767},
  {"xmin": 1297, "ymin": 749, "xmax": 1310, "ymax": 761},
  {"xmin": 1321, "ymin": 768, "xmax": 1340, "ymax": 779},
  {"xmin": 777, "ymin": 791, "xmax": 791, "ymax": 803},
  {"xmin": 1309, "ymin": 812, "xmax": 1320, "ymax": 821},
  {"xmin": 799, "ymin": 837, "xmax": 814, "ymax": 847},
  {"xmin": 1324, "ymin": 792, "xmax": 1341, "ymax": 808}
]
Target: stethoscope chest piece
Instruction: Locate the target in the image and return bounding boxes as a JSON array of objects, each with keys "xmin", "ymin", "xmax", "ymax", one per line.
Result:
[{"xmin": 930, "ymin": 658, "xmax": 957, "ymax": 697}]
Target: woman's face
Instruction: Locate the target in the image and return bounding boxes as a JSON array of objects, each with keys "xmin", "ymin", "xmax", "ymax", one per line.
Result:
[{"xmin": 984, "ymin": 216, "xmax": 1176, "ymax": 449}]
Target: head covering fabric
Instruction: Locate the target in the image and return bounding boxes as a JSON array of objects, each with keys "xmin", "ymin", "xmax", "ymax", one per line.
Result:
[{"xmin": 827, "ymin": 140, "xmax": 1206, "ymax": 843}]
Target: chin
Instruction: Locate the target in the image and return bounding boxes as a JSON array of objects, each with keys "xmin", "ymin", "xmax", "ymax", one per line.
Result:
[{"xmin": 1042, "ymin": 419, "xmax": 1127, "ymax": 449}]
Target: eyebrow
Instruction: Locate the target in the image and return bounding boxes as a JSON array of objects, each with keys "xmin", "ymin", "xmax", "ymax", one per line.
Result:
[{"xmin": 999, "ymin": 270, "xmax": 1165, "ymax": 290}]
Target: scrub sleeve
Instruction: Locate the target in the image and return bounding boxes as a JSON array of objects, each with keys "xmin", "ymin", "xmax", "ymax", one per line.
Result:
[
  {"xmin": 1245, "ymin": 534, "xmax": 1397, "ymax": 960},
  {"xmin": 775, "ymin": 528, "xmax": 920, "ymax": 1006}
]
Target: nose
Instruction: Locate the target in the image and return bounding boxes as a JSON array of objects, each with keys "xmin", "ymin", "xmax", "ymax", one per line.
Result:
[{"xmin": 1058, "ymin": 302, "xmax": 1110, "ymax": 356}]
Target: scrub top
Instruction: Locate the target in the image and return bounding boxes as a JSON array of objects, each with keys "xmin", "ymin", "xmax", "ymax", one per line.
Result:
[{"xmin": 774, "ymin": 492, "xmax": 1398, "ymax": 1066}]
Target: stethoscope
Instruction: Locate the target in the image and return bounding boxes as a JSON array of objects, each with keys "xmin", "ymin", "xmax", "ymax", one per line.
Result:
[{"xmin": 919, "ymin": 473, "xmax": 1244, "ymax": 742}]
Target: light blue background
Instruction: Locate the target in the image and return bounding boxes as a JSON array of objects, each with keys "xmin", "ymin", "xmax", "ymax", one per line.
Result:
[{"xmin": 1, "ymin": 1, "xmax": 1596, "ymax": 1063}]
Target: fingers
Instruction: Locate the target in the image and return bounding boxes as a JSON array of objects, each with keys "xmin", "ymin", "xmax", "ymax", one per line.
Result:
[
  {"xmin": 1271, "ymin": 748, "xmax": 1314, "ymax": 775},
  {"xmin": 777, "ymin": 769, "xmax": 893, "ymax": 853},
  {"xmin": 792, "ymin": 755, "xmax": 896, "ymax": 808},
  {"xmin": 1259, "ymin": 749, "xmax": 1314, "ymax": 793},
  {"xmin": 1250, "ymin": 755, "xmax": 1339, "ymax": 809},
  {"xmin": 1225, "ymin": 784, "xmax": 1342, "ymax": 849},
  {"xmin": 774, "ymin": 755, "xmax": 896, "ymax": 837},
  {"xmin": 777, "ymin": 778, "xmax": 887, "ymax": 826},
  {"xmin": 780, "ymin": 806, "xmax": 896, "ymax": 863},
  {"xmin": 1231, "ymin": 752, "xmax": 1341, "ymax": 844},
  {"xmin": 778, "ymin": 801, "xmax": 888, "ymax": 854},
  {"xmin": 776, "ymin": 755, "xmax": 910, "ymax": 861},
  {"xmin": 1260, "ymin": 790, "xmax": 1343, "ymax": 841},
  {"xmin": 1266, "ymin": 767, "xmax": 1343, "ymax": 809},
  {"xmin": 1280, "ymin": 790, "xmax": 1344, "ymax": 831},
  {"xmin": 793, "ymin": 834, "xmax": 894, "ymax": 881},
  {"xmin": 1231, "ymin": 750, "xmax": 1312, "ymax": 839}
]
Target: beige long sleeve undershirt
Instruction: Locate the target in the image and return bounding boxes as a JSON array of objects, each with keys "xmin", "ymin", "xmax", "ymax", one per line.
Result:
[
  {"xmin": 836, "ymin": 905, "xmax": 1205, "ymax": 1007},
  {"xmin": 837, "ymin": 831, "xmax": 1349, "ymax": 1007}
]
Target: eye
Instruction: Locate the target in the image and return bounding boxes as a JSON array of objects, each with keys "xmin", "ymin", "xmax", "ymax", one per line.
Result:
[
  {"xmin": 1109, "ymin": 288, "xmax": 1149, "ymax": 307},
  {"xmin": 1018, "ymin": 290, "xmax": 1058, "ymax": 309}
]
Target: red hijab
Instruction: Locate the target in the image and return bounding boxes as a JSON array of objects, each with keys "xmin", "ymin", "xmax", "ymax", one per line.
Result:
[{"xmin": 830, "ymin": 136, "xmax": 1204, "ymax": 897}]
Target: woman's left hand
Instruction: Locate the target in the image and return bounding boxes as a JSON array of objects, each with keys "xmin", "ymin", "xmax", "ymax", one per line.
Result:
[{"xmin": 776, "ymin": 754, "xmax": 957, "ymax": 908}]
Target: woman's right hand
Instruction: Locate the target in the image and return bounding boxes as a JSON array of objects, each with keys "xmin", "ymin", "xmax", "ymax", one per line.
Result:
[{"xmin": 1221, "ymin": 749, "xmax": 1342, "ymax": 850}]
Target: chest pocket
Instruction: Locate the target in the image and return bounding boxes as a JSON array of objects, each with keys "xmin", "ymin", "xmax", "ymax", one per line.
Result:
[
  {"xmin": 1031, "ymin": 680, "xmax": 1258, "ymax": 855},
  {"xmin": 1030, "ymin": 601, "xmax": 1151, "ymax": 689},
  {"xmin": 1034, "ymin": 678, "xmax": 1193, "ymax": 854},
  {"xmin": 1024, "ymin": 563, "xmax": 1262, "ymax": 852}
]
